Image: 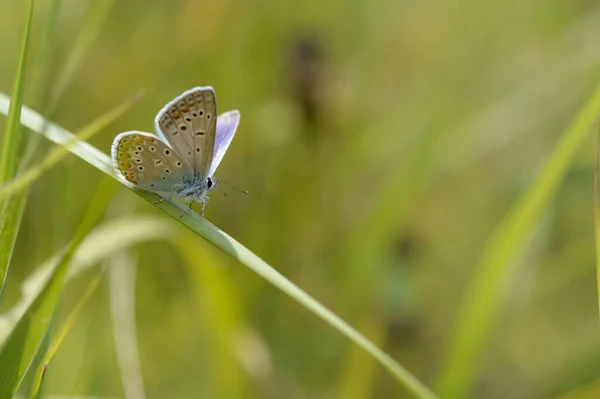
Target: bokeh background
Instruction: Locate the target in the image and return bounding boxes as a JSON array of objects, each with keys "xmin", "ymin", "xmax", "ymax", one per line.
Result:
[{"xmin": 1, "ymin": 0, "xmax": 600, "ymax": 398}]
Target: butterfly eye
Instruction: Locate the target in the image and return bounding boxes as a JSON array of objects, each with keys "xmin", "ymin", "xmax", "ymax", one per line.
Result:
[{"xmin": 207, "ymin": 178, "xmax": 213, "ymax": 189}]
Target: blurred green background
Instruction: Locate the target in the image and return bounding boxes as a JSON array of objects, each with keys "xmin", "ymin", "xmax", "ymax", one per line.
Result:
[{"xmin": 1, "ymin": 0, "xmax": 600, "ymax": 398}]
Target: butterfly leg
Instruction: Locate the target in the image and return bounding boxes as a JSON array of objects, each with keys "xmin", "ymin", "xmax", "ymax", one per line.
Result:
[
  {"xmin": 200, "ymin": 197, "xmax": 210, "ymax": 216},
  {"xmin": 152, "ymin": 197, "xmax": 165, "ymax": 205},
  {"xmin": 179, "ymin": 201, "xmax": 194, "ymax": 218}
]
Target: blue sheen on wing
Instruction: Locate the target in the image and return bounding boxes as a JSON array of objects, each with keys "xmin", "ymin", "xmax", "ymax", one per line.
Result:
[{"xmin": 209, "ymin": 110, "xmax": 240, "ymax": 177}]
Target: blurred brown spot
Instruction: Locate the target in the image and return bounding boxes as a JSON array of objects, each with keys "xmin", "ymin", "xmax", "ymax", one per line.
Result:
[
  {"xmin": 286, "ymin": 33, "xmax": 324, "ymax": 132},
  {"xmin": 397, "ymin": 232, "xmax": 419, "ymax": 260}
]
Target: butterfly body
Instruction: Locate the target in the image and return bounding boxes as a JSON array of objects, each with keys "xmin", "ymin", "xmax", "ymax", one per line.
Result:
[
  {"xmin": 171, "ymin": 174, "xmax": 213, "ymax": 202},
  {"xmin": 111, "ymin": 87, "xmax": 240, "ymax": 214}
]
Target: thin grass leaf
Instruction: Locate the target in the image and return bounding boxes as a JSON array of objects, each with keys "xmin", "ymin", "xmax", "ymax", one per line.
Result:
[
  {"xmin": 23, "ymin": 0, "xmax": 114, "ymax": 174},
  {"xmin": 0, "ymin": 178, "xmax": 114, "ymax": 398},
  {"xmin": 0, "ymin": 95, "xmax": 439, "ymax": 399},
  {"xmin": 0, "ymin": 216, "xmax": 174, "ymax": 344},
  {"xmin": 28, "ymin": 269, "xmax": 105, "ymax": 399},
  {"xmin": 108, "ymin": 252, "xmax": 146, "ymax": 399},
  {"xmin": 595, "ymin": 125, "xmax": 600, "ymax": 321},
  {"xmin": 20, "ymin": 0, "xmax": 62, "ymax": 168},
  {"xmin": 48, "ymin": 0, "xmax": 115, "ymax": 109},
  {"xmin": 177, "ymin": 236, "xmax": 248, "ymax": 398},
  {"xmin": 0, "ymin": 0, "xmax": 62, "ymax": 306},
  {"xmin": 435, "ymin": 83, "xmax": 600, "ymax": 399},
  {"xmin": 0, "ymin": 0, "xmax": 35, "ymax": 184},
  {"xmin": 0, "ymin": 92, "xmax": 142, "ymax": 200},
  {"xmin": 0, "ymin": 0, "xmax": 36, "ymax": 295},
  {"xmin": 0, "ymin": 194, "xmax": 28, "ymax": 292}
]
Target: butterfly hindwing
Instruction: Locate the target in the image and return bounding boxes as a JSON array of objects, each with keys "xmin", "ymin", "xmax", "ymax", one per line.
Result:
[
  {"xmin": 154, "ymin": 87, "xmax": 217, "ymax": 178},
  {"xmin": 111, "ymin": 131, "xmax": 193, "ymax": 194}
]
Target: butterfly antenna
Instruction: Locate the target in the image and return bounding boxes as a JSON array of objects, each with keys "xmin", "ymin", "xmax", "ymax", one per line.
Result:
[{"xmin": 214, "ymin": 178, "xmax": 249, "ymax": 195}]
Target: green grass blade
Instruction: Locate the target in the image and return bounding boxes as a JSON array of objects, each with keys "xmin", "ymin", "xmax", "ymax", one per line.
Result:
[
  {"xmin": 0, "ymin": 0, "xmax": 63, "ymax": 301},
  {"xmin": 0, "ymin": 0, "xmax": 35, "ymax": 184},
  {"xmin": 0, "ymin": 216, "xmax": 174, "ymax": 344},
  {"xmin": 20, "ymin": 0, "xmax": 62, "ymax": 169},
  {"xmin": 108, "ymin": 252, "xmax": 147, "ymax": 399},
  {"xmin": 0, "ymin": 95, "xmax": 439, "ymax": 399},
  {"xmin": 435, "ymin": 83, "xmax": 600, "ymax": 399},
  {"xmin": 48, "ymin": 0, "xmax": 115, "ymax": 109},
  {"xmin": 595, "ymin": 125, "xmax": 600, "ymax": 321},
  {"xmin": 0, "ymin": 0, "xmax": 36, "ymax": 296},
  {"xmin": 0, "ymin": 92, "xmax": 142, "ymax": 200},
  {"xmin": 0, "ymin": 178, "xmax": 115, "ymax": 398},
  {"xmin": 28, "ymin": 269, "xmax": 105, "ymax": 399},
  {"xmin": 0, "ymin": 193, "xmax": 28, "ymax": 292},
  {"xmin": 0, "ymin": 93, "xmax": 114, "ymax": 176},
  {"xmin": 178, "ymin": 236, "xmax": 248, "ymax": 398}
]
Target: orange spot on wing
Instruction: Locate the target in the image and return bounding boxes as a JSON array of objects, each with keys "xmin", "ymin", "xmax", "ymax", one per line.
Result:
[
  {"xmin": 135, "ymin": 136, "xmax": 144, "ymax": 143},
  {"xmin": 121, "ymin": 161, "xmax": 132, "ymax": 169},
  {"xmin": 119, "ymin": 152, "xmax": 131, "ymax": 159},
  {"xmin": 144, "ymin": 136, "xmax": 155, "ymax": 142}
]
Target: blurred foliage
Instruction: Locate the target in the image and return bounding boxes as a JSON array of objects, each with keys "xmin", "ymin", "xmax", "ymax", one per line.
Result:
[{"xmin": 1, "ymin": 0, "xmax": 600, "ymax": 398}]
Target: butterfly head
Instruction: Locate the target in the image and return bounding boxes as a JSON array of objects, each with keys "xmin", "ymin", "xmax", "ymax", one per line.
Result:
[{"xmin": 206, "ymin": 176, "xmax": 217, "ymax": 191}]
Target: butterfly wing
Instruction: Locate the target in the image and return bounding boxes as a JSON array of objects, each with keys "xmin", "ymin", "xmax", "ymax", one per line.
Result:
[
  {"xmin": 111, "ymin": 131, "xmax": 193, "ymax": 194},
  {"xmin": 154, "ymin": 86, "xmax": 217, "ymax": 179},
  {"xmin": 208, "ymin": 110, "xmax": 240, "ymax": 177}
]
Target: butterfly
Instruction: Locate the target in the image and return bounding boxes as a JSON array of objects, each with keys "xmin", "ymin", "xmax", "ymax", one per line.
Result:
[{"xmin": 111, "ymin": 86, "xmax": 240, "ymax": 215}]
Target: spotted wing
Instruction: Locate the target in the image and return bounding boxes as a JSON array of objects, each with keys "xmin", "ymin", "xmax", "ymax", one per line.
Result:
[
  {"xmin": 111, "ymin": 131, "xmax": 193, "ymax": 193},
  {"xmin": 154, "ymin": 86, "xmax": 217, "ymax": 178},
  {"xmin": 208, "ymin": 110, "xmax": 240, "ymax": 177}
]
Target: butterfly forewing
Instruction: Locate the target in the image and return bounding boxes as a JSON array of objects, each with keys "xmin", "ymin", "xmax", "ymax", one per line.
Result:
[
  {"xmin": 112, "ymin": 131, "xmax": 193, "ymax": 193},
  {"xmin": 154, "ymin": 87, "xmax": 216, "ymax": 178},
  {"xmin": 209, "ymin": 110, "xmax": 240, "ymax": 177}
]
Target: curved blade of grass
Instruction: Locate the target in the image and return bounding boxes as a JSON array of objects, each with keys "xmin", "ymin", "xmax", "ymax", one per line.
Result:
[
  {"xmin": 0, "ymin": 94, "xmax": 439, "ymax": 399},
  {"xmin": 595, "ymin": 125, "xmax": 600, "ymax": 321},
  {"xmin": 48, "ymin": 0, "xmax": 115, "ymax": 109},
  {"xmin": 22, "ymin": 0, "xmax": 114, "ymax": 170},
  {"xmin": 0, "ymin": 0, "xmax": 36, "ymax": 296},
  {"xmin": 177, "ymin": 235, "xmax": 248, "ymax": 398},
  {"xmin": 20, "ymin": 0, "xmax": 63, "ymax": 169},
  {"xmin": 0, "ymin": 0, "xmax": 35, "ymax": 185},
  {"xmin": 0, "ymin": 178, "xmax": 115, "ymax": 398},
  {"xmin": 1, "ymin": 0, "xmax": 64, "ymax": 298},
  {"xmin": 0, "ymin": 194, "xmax": 28, "ymax": 295},
  {"xmin": 0, "ymin": 216, "xmax": 175, "ymax": 343},
  {"xmin": 0, "ymin": 91, "xmax": 142, "ymax": 201},
  {"xmin": 28, "ymin": 269, "xmax": 105, "ymax": 399},
  {"xmin": 435, "ymin": 83, "xmax": 600, "ymax": 399},
  {"xmin": 108, "ymin": 252, "xmax": 146, "ymax": 399},
  {"xmin": 0, "ymin": 94, "xmax": 113, "ymax": 176}
]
